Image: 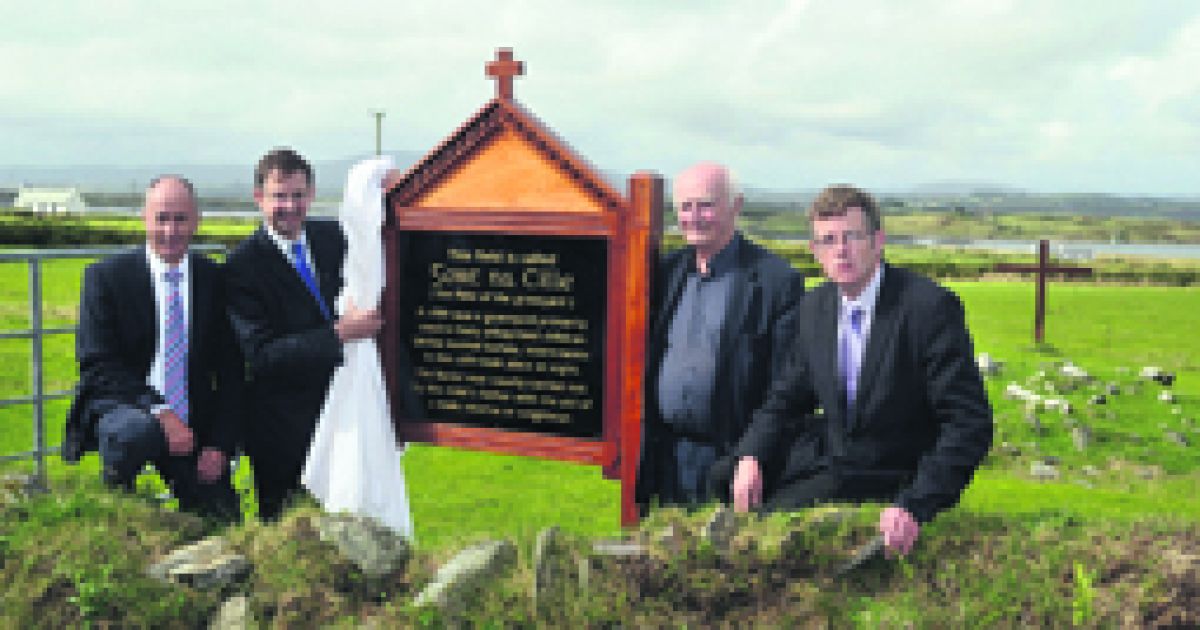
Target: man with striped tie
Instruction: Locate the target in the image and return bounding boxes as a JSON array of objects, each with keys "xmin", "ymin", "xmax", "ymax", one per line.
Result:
[
  {"xmin": 225, "ymin": 148, "xmax": 382, "ymax": 521},
  {"xmin": 64, "ymin": 175, "xmax": 241, "ymax": 520}
]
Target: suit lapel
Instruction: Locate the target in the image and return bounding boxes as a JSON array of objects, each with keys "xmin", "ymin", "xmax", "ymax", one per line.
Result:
[
  {"xmin": 128, "ymin": 251, "xmax": 157, "ymax": 359},
  {"xmin": 306, "ymin": 223, "xmax": 341, "ymax": 316},
  {"xmin": 809, "ymin": 283, "xmax": 846, "ymax": 455},
  {"xmin": 851, "ymin": 264, "xmax": 901, "ymax": 432},
  {"xmin": 188, "ymin": 253, "xmax": 211, "ymax": 356},
  {"xmin": 714, "ymin": 240, "xmax": 753, "ymax": 375},
  {"xmin": 652, "ymin": 250, "xmax": 691, "ymax": 338},
  {"xmin": 253, "ymin": 225, "xmax": 329, "ymax": 320}
]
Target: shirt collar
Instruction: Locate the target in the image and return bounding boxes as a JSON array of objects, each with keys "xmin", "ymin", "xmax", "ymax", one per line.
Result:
[
  {"xmin": 264, "ymin": 220, "xmax": 308, "ymax": 261},
  {"xmin": 145, "ymin": 246, "xmax": 189, "ymax": 281},
  {"xmin": 696, "ymin": 231, "xmax": 742, "ymax": 279},
  {"xmin": 840, "ymin": 262, "xmax": 884, "ymax": 319}
]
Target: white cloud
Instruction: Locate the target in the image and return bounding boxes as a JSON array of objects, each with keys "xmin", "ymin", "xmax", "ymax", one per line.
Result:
[{"xmin": 2, "ymin": 1, "xmax": 1200, "ymax": 194}]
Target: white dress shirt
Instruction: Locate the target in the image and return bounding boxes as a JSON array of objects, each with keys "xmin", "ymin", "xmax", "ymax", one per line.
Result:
[
  {"xmin": 264, "ymin": 221, "xmax": 318, "ymax": 277},
  {"xmin": 145, "ymin": 247, "xmax": 190, "ymax": 414},
  {"xmin": 839, "ymin": 262, "xmax": 885, "ymax": 389}
]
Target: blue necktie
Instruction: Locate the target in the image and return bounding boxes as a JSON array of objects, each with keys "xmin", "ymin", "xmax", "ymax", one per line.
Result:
[{"xmin": 291, "ymin": 241, "xmax": 331, "ymax": 321}]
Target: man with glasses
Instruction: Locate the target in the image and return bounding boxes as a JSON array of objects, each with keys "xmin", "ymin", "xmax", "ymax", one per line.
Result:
[
  {"xmin": 720, "ymin": 184, "xmax": 993, "ymax": 556},
  {"xmin": 636, "ymin": 162, "xmax": 805, "ymax": 509}
]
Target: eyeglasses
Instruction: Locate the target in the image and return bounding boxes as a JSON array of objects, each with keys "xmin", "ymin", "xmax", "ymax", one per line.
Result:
[{"xmin": 811, "ymin": 230, "xmax": 872, "ymax": 248}]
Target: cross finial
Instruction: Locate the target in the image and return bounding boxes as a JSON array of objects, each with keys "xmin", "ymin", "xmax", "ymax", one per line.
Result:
[{"xmin": 486, "ymin": 47, "xmax": 524, "ymax": 101}]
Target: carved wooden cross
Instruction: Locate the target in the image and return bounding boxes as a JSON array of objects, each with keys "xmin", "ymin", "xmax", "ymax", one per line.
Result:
[
  {"xmin": 486, "ymin": 48, "xmax": 524, "ymax": 101},
  {"xmin": 993, "ymin": 239, "xmax": 1092, "ymax": 343}
]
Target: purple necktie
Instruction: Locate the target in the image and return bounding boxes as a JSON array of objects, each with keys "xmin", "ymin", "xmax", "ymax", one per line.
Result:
[
  {"xmin": 163, "ymin": 269, "xmax": 188, "ymax": 424},
  {"xmin": 840, "ymin": 306, "xmax": 864, "ymax": 413}
]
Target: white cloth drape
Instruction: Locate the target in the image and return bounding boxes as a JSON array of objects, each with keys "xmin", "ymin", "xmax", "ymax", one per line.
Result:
[{"xmin": 302, "ymin": 156, "xmax": 413, "ymax": 538}]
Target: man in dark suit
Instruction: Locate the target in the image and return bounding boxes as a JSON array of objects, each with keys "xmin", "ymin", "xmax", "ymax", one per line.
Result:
[
  {"xmin": 225, "ymin": 148, "xmax": 382, "ymax": 520},
  {"xmin": 725, "ymin": 185, "xmax": 993, "ymax": 556},
  {"xmin": 63, "ymin": 175, "xmax": 240, "ymax": 520},
  {"xmin": 636, "ymin": 162, "xmax": 805, "ymax": 508}
]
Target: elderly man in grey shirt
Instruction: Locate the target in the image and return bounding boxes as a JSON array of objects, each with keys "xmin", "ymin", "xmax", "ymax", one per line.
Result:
[{"xmin": 638, "ymin": 162, "xmax": 805, "ymax": 507}]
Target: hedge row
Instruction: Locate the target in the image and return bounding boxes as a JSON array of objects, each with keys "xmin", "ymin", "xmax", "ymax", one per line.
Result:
[
  {"xmin": 0, "ymin": 212, "xmax": 252, "ymax": 250},
  {"xmin": 3, "ymin": 215, "xmax": 1197, "ymax": 285}
]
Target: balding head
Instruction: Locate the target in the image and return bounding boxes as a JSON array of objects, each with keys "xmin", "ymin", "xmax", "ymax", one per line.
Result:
[
  {"xmin": 672, "ymin": 162, "xmax": 743, "ymax": 271},
  {"xmin": 142, "ymin": 175, "xmax": 199, "ymax": 265}
]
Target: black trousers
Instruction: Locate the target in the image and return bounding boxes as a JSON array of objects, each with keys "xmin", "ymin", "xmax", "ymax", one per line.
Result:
[
  {"xmin": 97, "ymin": 404, "xmax": 239, "ymax": 521},
  {"xmin": 246, "ymin": 452, "xmax": 307, "ymax": 522}
]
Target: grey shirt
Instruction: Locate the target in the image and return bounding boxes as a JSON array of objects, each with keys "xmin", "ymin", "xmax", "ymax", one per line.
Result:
[{"xmin": 656, "ymin": 236, "xmax": 741, "ymax": 440}]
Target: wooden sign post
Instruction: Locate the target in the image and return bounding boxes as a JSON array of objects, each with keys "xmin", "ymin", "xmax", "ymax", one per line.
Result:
[
  {"xmin": 380, "ymin": 49, "xmax": 662, "ymax": 528},
  {"xmin": 993, "ymin": 239, "xmax": 1092, "ymax": 343}
]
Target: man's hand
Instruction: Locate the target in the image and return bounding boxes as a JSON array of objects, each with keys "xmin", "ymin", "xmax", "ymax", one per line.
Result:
[
  {"xmin": 196, "ymin": 448, "xmax": 227, "ymax": 484},
  {"xmin": 335, "ymin": 297, "xmax": 383, "ymax": 342},
  {"xmin": 157, "ymin": 409, "xmax": 194, "ymax": 456},
  {"xmin": 879, "ymin": 506, "xmax": 920, "ymax": 557},
  {"xmin": 731, "ymin": 456, "xmax": 763, "ymax": 513}
]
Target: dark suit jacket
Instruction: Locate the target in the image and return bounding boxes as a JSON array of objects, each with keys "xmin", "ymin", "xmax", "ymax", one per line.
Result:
[
  {"xmin": 733, "ymin": 263, "xmax": 993, "ymax": 523},
  {"xmin": 637, "ymin": 233, "xmax": 805, "ymax": 504},
  {"xmin": 223, "ymin": 221, "xmax": 345, "ymax": 471},
  {"xmin": 63, "ymin": 249, "xmax": 241, "ymax": 462}
]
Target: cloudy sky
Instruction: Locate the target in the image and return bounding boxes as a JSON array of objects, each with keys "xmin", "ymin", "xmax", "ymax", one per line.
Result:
[{"xmin": 3, "ymin": 1, "xmax": 1200, "ymax": 195}]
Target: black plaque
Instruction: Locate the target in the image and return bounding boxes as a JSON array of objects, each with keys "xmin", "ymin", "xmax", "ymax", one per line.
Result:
[{"xmin": 392, "ymin": 231, "xmax": 607, "ymax": 439}]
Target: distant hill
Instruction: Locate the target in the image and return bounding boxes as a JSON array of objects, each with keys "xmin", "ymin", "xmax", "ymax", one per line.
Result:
[
  {"xmin": 0, "ymin": 152, "xmax": 423, "ymax": 198},
  {"xmin": 6, "ymin": 163, "xmax": 1200, "ymax": 221},
  {"xmin": 740, "ymin": 188, "xmax": 1200, "ymax": 221}
]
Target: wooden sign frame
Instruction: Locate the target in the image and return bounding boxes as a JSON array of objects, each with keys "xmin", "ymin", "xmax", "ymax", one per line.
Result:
[{"xmin": 378, "ymin": 50, "xmax": 662, "ymax": 527}]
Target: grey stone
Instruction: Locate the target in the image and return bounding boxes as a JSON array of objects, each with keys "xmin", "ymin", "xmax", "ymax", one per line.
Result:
[
  {"xmin": 1105, "ymin": 383, "xmax": 1121, "ymax": 396},
  {"xmin": 413, "ymin": 540, "xmax": 517, "ymax": 611},
  {"xmin": 590, "ymin": 540, "xmax": 650, "ymax": 559},
  {"xmin": 1140, "ymin": 367, "xmax": 1177, "ymax": 387},
  {"xmin": 148, "ymin": 537, "xmax": 250, "ymax": 590},
  {"xmin": 1005, "ymin": 382, "xmax": 1029, "ymax": 400},
  {"xmin": 653, "ymin": 524, "xmax": 685, "ymax": 555},
  {"xmin": 702, "ymin": 505, "xmax": 738, "ymax": 551},
  {"xmin": 1071, "ymin": 425, "xmax": 1091, "ymax": 452},
  {"xmin": 1060, "ymin": 363, "xmax": 1090, "ymax": 381},
  {"xmin": 1088, "ymin": 394, "xmax": 1107, "ymax": 405},
  {"xmin": 976, "ymin": 353, "xmax": 1002, "ymax": 376},
  {"xmin": 1042, "ymin": 455, "xmax": 1061, "ymax": 466},
  {"xmin": 0, "ymin": 473, "xmax": 39, "ymax": 505},
  {"xmin": 532, "ymin": 526, "xmax": 580, "ymax": 615},
  {"xmin": 1162, "ymin": 550, "xmax": 1200, "ymax": 578},
  {"xmin": 1140, "ymin": 366, "xmax": 1166, "ymax": 380},
  {"xmin": 1082, "ymin": 465, "xmax": 1100, "ymax": 477},
  {"xmin": 1165, "ymin": 431, "xmax": 1190, "ymax": 447},
  {"xmin": 1030, "ymin": 461, "xmax": 1060, "ymax": 481},
  {"xmin": 317, "ymin": 513, "xmax": 411, "ymax": 577},
  {"xmin": 1158, "ymin": 390, "xmax": 1177, "ymax": 403},
  {"xmin": 209, "ymin": 595, "xmax": 254, "ymax": 630}
]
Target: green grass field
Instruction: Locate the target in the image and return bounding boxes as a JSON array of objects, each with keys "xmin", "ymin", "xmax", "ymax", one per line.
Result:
[
  {"xmin": 3, "ymin": 257, "xmax": 1197, "ymax": 538},
  {"xmin": 2, "ymin": 254, "xmax": 1198, "ymax": 625}
]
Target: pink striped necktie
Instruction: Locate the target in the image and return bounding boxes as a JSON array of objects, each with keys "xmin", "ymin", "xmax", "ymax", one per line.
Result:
[{"xmin": 163, "ymin": 269, "xmax": 188, "ymax": 424}]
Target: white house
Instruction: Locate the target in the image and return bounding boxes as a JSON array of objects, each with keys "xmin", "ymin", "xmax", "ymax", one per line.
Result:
[{"xmin": 14, "ymin": 187, "xmax": 87, "ymax": 214}]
